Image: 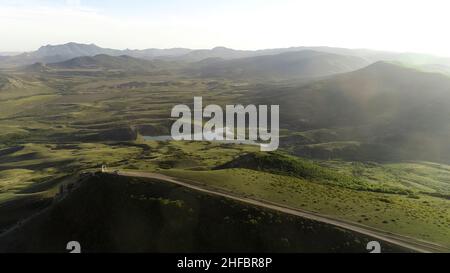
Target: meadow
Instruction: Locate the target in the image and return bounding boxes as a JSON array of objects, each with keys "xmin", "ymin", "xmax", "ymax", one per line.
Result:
[{"xmin": 0, "ymin": 67, "xmax": 449, "ymax": 251}]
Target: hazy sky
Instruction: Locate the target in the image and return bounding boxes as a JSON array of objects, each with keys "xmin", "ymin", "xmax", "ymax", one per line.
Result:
[{"xmin": 1, "ymin": 0, "xmax": 450, "ymax": 56}]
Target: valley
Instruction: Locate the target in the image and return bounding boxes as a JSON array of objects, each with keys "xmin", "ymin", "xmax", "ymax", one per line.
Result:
[{"xmin": 0, "ymin": 43, "xmax": 450, "ymax": 252}]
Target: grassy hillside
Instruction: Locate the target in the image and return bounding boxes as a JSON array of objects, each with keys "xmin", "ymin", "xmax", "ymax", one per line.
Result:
[
  {"xmin": 163, "ymin": 168, "xmax": 450, "ymax": 248},
  {"xmin": 215, "ymin": 152, "xmax": 410, "ymax": 194},
  {"xmin": 254, "ymin": 62, "xmax": 450, "ymax": 162},
  {"xmin": 1, "ymin": 139, "xmax": 448, "ymax": 250},
  {"xmin": 271, "ymin": 61, "xmax": 450, "ymax": 129},
  {"xmin": 0, "ymin": 173, "xmax": 409, "ymax": 253}
]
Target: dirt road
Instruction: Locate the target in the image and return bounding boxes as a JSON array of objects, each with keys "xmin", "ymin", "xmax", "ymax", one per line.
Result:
[{"xmin": 117, "ymin": 170, "xmax": 449, "ymax": 253}]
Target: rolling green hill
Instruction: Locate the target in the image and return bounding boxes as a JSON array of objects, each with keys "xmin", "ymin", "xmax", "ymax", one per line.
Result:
[
  {"xmin": 257, "ymin": 62, "xmax": 450, "ymax": 162},
  {"xmin": 216, "ymin": 152, "xmax": 411, "ymax": 194},
  {"xmin": 0, "ymin": 173, "xmax": 408, "ymax": 253},
  {"xmin": 272, "ymin": 61, "xmax": 450, "ymax": 128}
]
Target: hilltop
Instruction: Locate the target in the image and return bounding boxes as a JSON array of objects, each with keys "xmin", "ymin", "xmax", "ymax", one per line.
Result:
[
  {"xmin": 0, "ymin": 173, "xmax": 404, "ymax": 253},
  {"xmin": 48, "ymin": 54, "xmax": 158, "ymax": 71},
  {"xmin": 260, "ymin": 62, "xmax": 450, "ymax": 161}
]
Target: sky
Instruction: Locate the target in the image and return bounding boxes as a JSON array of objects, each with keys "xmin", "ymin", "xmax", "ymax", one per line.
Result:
[{"xmin": 1, "ymin": 0, "xmax": 450, "ymax": 56}]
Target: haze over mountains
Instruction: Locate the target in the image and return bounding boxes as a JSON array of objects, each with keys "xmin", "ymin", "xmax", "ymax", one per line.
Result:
[
  {"xmin": 274, "ymin": 61, "xmax": 450, "ymax": 128},
  {"xmin": 191, "ymin": 50, "xmax": 370, "ymax": 80},
  {"xmin": 46, "ymin": 54, "xmax": 162, "ymax": 72},
  {"xmin": 2, "ymin": 42, "xmax": 450, "ymax": 163},
  {"xmin": 1, "ymin": 42, "xmax": 450, "ymax": 74},
  {"xmin": 0, "ymin": 43, "xmax": 190, "ymax": 68},
  {"xmin": 261, "ymin": 61, "xmax": 450, "ymax": 162}
]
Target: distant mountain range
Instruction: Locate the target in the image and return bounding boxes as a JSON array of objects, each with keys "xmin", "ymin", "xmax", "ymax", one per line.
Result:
[
  {"xmin": 20, "ymin": 49, "xmax": 370, "ymax": 80},
  {"xmin": 190, "ymin": 50, "xmax": 370, "ymax": 80},
  {"xmin": 1, "ymin": 42, "xmax": 450, "ymax": 72},
  {"xmin": 0, "ymin": 43, "xmax": 190, "ymax": 68}
]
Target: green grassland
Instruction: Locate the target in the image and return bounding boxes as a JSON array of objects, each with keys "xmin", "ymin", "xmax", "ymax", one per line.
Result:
[
  {"xmin": 0, "ymin": 76, "xmax": 252, "ymax": 147},
  {"xmin": 3, "ymin": 139, "xmax": 448, "ymax": 247},
  {"xmin": 320, "ymin": 160, "xmax": 450, "ymax": 197},
  {"xmin": 0, "ymin": 140, "xmax": 259, "ymax": 209},
  {"xmin": 0, "ymin": 68, "xmax": 449, "ymax": 250},
  {"xmin": 162, "ymin": 168, "xmax": 450, "ymax": 247}
]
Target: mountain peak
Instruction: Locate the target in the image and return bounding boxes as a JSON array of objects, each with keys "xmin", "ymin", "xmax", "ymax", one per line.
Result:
[
  {"xmin": 365, "ymin": 61, "xmax": 398, "ymax": 69},
  {"xmin": 33, "ymin": 43, "xmax": 118, "ymax": 60},
  {"xmin": 212, "ymin": 46, "xmax": 234, "ymax": 51},
  {"xmin": 37, "ymin": 42, "xmax": 100, "ymax": 51}
]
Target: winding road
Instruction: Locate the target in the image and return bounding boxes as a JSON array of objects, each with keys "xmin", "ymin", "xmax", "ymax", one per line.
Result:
[{"xmin": 114, "ymin": 170, "xmax": 449, "ymax": 253}]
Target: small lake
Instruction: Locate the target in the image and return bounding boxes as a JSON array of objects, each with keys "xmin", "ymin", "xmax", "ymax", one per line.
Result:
[{"xmin": 143, "ymin": 127, "xmax": 259, "ymax": 146}]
